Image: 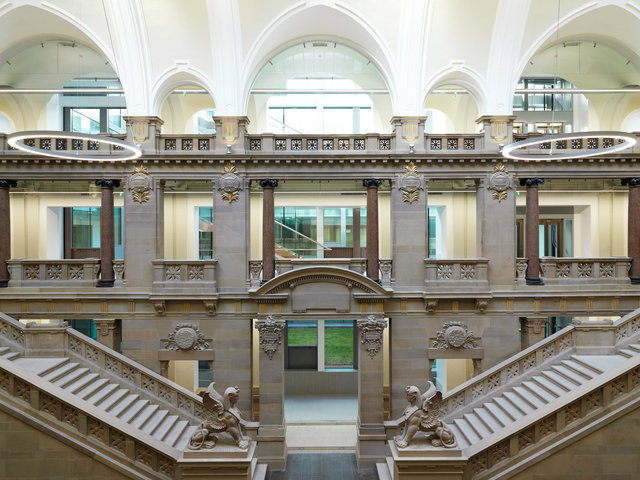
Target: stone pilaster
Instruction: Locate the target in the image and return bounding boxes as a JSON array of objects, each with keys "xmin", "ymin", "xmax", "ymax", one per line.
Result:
[
  {"xmin": 476, "ymin": 164, "xmax": 516, "ymax": 286},
  {"xmin": 0, "ymin": 180, "xmax": 16, "ymax": 288},
  {"xmin": 520, "ymin": 178, "xmax": 545, "ymax": 285},
  {"xmin": 95, "ymin": 179, "xmax": 120, "ymax": 287},
  {"xmin": 622, "ymin": 177, "xmax": 640, "ymax": 284},
  {"xmin": 356, "ymin": 316, "xmax": 387, "ymax": 468},
  {"xmin": 475, "ymin": 115, "xmax": 517, "ymax": 151},
  {"xmin": 255, "ymin": 316, "xmax": 287, "ymax": 469},
  {"xmin": 123, "ymin": 116, "xmax": 164, "ymax": 153},
  {"xmin": 259, "ymin": 179, "xmax": 278, "ymax": 282},
  {"xmin": 124, "ymin": 168, "xmax": 164, "ymax": 288},
  {"xmin": 390, "ymin": 116, "xmax": 427, "ymax": 154},
  {"xmin": 392, "ymin": 163, "xmax": 427, "ymax": 289},
  {"xmin": 520, "ymin": 316, "xmax": 547, "ymax": 349},
  {"xmin": 93, "ymin": 319, "xmax": 121, "ymax": 352},
  {"xmin": 364, "ymin": 179, "xmax": 382, "ymax": 281},
  {"xmin": 213, "ymin": 116, "xmax": 250, "ymax": 154}
]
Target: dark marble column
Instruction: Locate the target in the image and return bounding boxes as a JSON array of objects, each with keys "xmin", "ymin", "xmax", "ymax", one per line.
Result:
[
  {"xmin": 259, "ymin": 179, "xmax": 278, "ymax": 282},
  {"xmin": 623, "ymin": 177, "xmax": 640, "ymax": 284},
  {"xmin": 95, "ymin": 179, "xmax": 120, "ymax": 287},
  {"xmin": 0, "ymin": 180, "xmax": 17, "ymax": 287},
  {"xmin": 363, "ymin": 179, "xmax": 382, "ymax": 281},
  {"xmin": 520, "ymin": 178, "xmax": 545, "ymax": 285}
]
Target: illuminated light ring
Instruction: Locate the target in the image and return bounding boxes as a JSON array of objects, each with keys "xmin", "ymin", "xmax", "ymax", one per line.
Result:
[
  {"xmin": 7, "ymin": 131, "xmax": 142, "ymax": 162},
  {"xmin": 501, "ymin": 131, "xmax": 636, "ymax": 161}
]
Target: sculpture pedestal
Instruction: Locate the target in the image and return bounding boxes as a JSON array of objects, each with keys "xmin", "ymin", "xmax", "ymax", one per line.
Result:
[
  {"xmin": 178, "ymin": 440, "xmax": 265, "ymax": 479},
  {"xmin": 379, "ymin": 440, "xmax": 467, "ymax": 480}
]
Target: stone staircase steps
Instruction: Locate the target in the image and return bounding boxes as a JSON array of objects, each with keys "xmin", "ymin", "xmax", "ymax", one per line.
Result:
[
  {"xmin": 97, "ymin": 388, "xmax": 130, "ymax": 411},
  {"xmin": 453, "ymin": 417, "xmax": 481, "ymax": 445},
  {"xmin": 153, "ymin": 414, "xmax": 179, "ymax": 441},
  {"xmin": 108, "ymin": 393, "xmax": 140, "ymax": 416},
  {"xmin": 574, "ymin": 354, "xmax": 628, "ymax": 372},
  {"xmin": 66, "ymin": 372, "xmax": 101, "ymax": 394},
  {"xmin": 550, "ymin": 364, "xmax": 591, "ymax": 383},
  {"xmin": 164, "ymin": 420, "xmax": 190, "ymax": 447},
  {"xmin": 628, "ymin": 343, "xmax": 640, "ymax": 353},
  {"xmin": 42, "ymin": 362, "xmax": 80, "ymax": 382},
  {"xmin": 463, "ymin": 413, "xmax": 492, "ymax": 438},
  {"xmin": 119, "ymin": 399, "xmax": 150, "ymax": 423},
  {"xmin": 12, "ymin": 357, "xmax": 69, "ymax": 376},
  {"xmin": 175, "ymin": 425, "xmax": 198, "ymax": 450},
  {"xmin": 619, "ymin": 348, "xmax": 636, "ymax": 358},
  {"xmin": 511, "ymin": 386, "xmax": 546, "ymax": 409},
  {"xmin": 483, "ymin": 402, "xmax": 515, "ymax": 425},
  {"xmin": 86, "ymin": 383, "xmax": 119, "ymax": 405},
  {"xmin": 520, "ymin": 380, "xmax": 558, "ymax": 403},
  {"xmin": 52, "ymin": 367, "xmax": 91, "ymax": 389},
  {"xmin": 503, "ymin": 390, "xmax": 536, "ymax": 412},
  {"xmin": 131, "ymin": 404, "xmax": 161, "ymax": 429},
  {"xmin": 141, "ymin": 410, "xmax": 169, "ymax": 436},
  {"xmin": 76, "ymin": 378, "xmax": 111, "ymax": 400},
  {"xmin": 540, "ymin": 369, "xmax": 581, "ymax": 389},
  {"xmin": 0, "ymin": 347, "xmax": 20, "ymax": 361},
  {"xmin": 530, "ymin": 374, "xmax": 569, "ymax": 397},
  {"xmin": 559, "ymin": 358, "xmax": 601, "ymax": 378},
  {"xmin": 473, "ymin": 407, "xmax": 504, "ymax": 431},
  {"xmin": 492, "ymin": 396, "xmax": 526, "ymax": 420}
]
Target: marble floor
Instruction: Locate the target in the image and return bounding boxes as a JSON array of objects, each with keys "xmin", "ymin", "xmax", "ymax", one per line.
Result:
[{"xmin": 265, "ymin": 453, "xmax": 378, "ymax": 480}]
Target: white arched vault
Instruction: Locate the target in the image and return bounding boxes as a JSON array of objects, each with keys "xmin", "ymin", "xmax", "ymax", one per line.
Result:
[
  {"xmin": 151, "ymin": 66, "xmax": 218, "ymax": 119},
  {"xmin": 422, "ymin": 64, "xmax": 487, "ymax": 117}
]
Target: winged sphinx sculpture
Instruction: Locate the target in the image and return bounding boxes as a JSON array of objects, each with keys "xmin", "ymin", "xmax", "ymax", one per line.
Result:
[
  {"xmin": 392, "ymin": 381, "xmax": 457, "ymax": 449},
  {"xmin": 189, "ymin": 382, "xmax": 250, "ymax": 450}
]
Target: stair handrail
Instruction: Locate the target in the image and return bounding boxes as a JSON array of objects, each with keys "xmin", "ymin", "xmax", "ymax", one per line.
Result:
[
  {"xmin": 0, "ymin": 355, "xmax": 179, "ymax": 478},
  {"xmin": 275, "ymin": 220, "xmax": 332, "ymax": 251},
  {"xmin": 441, "ymin": 325, "xmax": 576, "ymax": 418},
  {"xmin": 466, "ymin": 351, "xmax": 640, "ymax": 478},
  {"xmin": 0, "ymin": 312, "xmax": 25, "ymax": 354},
  {"xmin": 611, "ymin": 307, "xmax": 640, "ymax": 346}
]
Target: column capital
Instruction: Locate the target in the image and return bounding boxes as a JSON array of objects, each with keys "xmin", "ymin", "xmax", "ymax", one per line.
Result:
[
  {"xmin": 622, "ymin": 177, "xmax": 640, "ymax": 187},
  {"xmin": 95, "ymin": 179, "xmax": 121, "ymax": 188},
  {"xmin": 258, "ymin": 179, "xmax": 278, "ymax": 189},
  {"xmin": 519, "ymin": 178, "xmax": 545, "ymax": 187},
  {"xmin": 255, "ymin": 315, "xmax": 286, "ymax": 360},
  {"xmin": 0, "ymin": 179, "xmax": 17, "ymax": 188},
  {"xmin": 356, "ymin": 315, "xmax": 387, "ymax": 358},
  {"xmin": 363, "ymin": 178, "xmax": 383, "ymax": 189}
]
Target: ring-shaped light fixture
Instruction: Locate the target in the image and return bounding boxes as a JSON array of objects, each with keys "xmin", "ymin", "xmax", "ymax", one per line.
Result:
[
  {"xmin": 501, "ymin": 131, "xmax": 636, "ymax": 161},
  {"xmin": 7, "ymin": 131, "xmax": 142, "ymax": 162}
]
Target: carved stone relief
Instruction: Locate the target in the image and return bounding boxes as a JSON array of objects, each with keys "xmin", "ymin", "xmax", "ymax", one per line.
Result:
[
  {"xmin": 357, "ymin": 315, "xmax": 387, "ymax": 358},
  {"xmin": 219, "ymin": 163, "xmax": 242, "ymax": 203},
  {"xmin": 128, "ymin": 164, "xmax": 152, "ymax": 203},
  {"xmin": 397, "ymin": 161, "xmax": 423, "ymax": 204},
  {"xmin": 163, "ymin": 323, "xmax": 210, "ymax": 351},
  {"xmin": 254, "ymin": 316, "xmax": 286, "ymax": 360},
  {"xmin": 487, "ymin": 162, "xmax": 511, "ymax": 203},
  {"xmin": 432, "ymin": 321, "xmax": 478, "ymax": 349}
]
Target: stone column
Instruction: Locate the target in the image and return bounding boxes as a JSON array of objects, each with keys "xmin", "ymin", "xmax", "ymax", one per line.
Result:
[
  {"xmin": 259, "ymin": 179, "xmax": 278, "ymax": 282},
  {"xmin": 520, "ymin": 316, "xmax": 547, "ymax": 349},
  {"xmin": 95, "ymin": 179, "xmax": 120, "ymax": 287},
  {"xmin": 124, "ymin": 168, "xmax": 164, "ymax": 288},
  {"xmin": 255, "ymin": 316, "xmax": 286, "ymax": 469},
  {"xmin": 520, "ymin": 178, "xmax": 545, "ymax": 285},
  {"xmin": 391, "ymin": 163, "xmax": 427, "ymax": 289},
  {"xmin": 93, "ymin": 319, "xmax": 121, "ymax": 352},
  {"xmin": 356, "ymin": 316, "xmax": 387, "ymax": 468},
  {"xmin": 0, "ymin": 180, "xmax": 16, "ymax": 288},
  {"xmin": 364, "ymin": 179, "xmax": 382, "ymax": 281},
  {"xmin": 622, "ymin": 178, "xmax": 640, "ymax": 284}
]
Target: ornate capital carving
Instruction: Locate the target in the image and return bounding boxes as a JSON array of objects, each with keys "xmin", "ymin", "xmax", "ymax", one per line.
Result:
[
  {"xmin": 255, "ymin": 315, "xmax": 286, "ymax": 360},
  {"xmin": 128, "ymin": 165, "xmax": 151, "ymax": 203},
  {"xmin": 0, "ymin": 179, "xmax": 17, "ymax": 189},
  {"xmin": 258, "ymin": 178, "xmax": 278, "ymax": 189},
  {"xmin": 363, "ymin": 178, "xmax": 383, "ymax": 189},
  {"xmin": 519, "ymin": 177, "xmax": 545, "ymax": 187},
  {"xmin": 94, "ymin": 178, "xmax": 121, "ymax": 189},
  {"xmin": 475, "ymin": 299, "xmax": 489, "ymax": 313},
  {"xmin": 397, "ymin": 162, "xmax": 423, "ymax": 204},
  {"xmin": 432, "ymin": 321, "xmax": 478, "ymax": 349},
  {"xmin": 525, "ymin": 318, "xmax": 547, "ymax": 335},
  {"xmin": 202, "ymin": 301, "xmax": 217, "ymax": 316},
  {"xmin": 357, "ymin": 315, "xmax": 387, "ymax": 358},
  {"xmin": 487, "ymin": 162, "xmax": 511, "ymax": 202},
  {"xmin": 622, "ymin": 177, "xmax": 640, "ymax": 187},
  {"xmin": 163, "ymin": 323, "xmax": 210, "ymax": 351}
]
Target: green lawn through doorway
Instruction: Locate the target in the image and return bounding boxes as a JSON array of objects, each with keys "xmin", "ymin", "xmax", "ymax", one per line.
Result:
[{"xmin": 288, "ymin": 325, "xmax": 354, "ymax": 366}]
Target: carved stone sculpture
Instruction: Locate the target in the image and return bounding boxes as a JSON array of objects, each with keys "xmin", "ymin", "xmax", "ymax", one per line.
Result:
[
  {"xmin": 254, "ymin": 315, "xmax": 285, "ymax": 360},
  {"xmin": 189, "ymin": 382, "xmax": 250, "ymax": 450},
  {"xmin": 432, "ymin": 321, "xmax": 477, "ymax": 349},
  {"xmin": 391, "ymin": 382, "xmax": 457, "ymax": 449},
  {"xmin": 357, "ymin": 315, "xmax": 387, "ymax": 358},
  {"xmin": 163, "ymin": 323, "xmax": 210, "ymax": 351}
]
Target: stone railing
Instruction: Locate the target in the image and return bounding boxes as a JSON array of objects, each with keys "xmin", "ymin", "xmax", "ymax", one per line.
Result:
[
  {"xmin": 151, "ymin": 260, "xmax": 217, "ymax": 290},
  {"xmin": 7, "ymin": 259, "xmax": 100, "ymax": 287},
  {"xmin": 425, "ymin": 133, "xmax": 484, "ymax": 153},
  {"xmin": 0, "ymin": 312, "xmax": 25, "ymax": 354},
  {"xmin": 466, "ymin": 352, "xmax": 640, "ymax": 479},
  {"xmin": 513, "ymin": 133, "xmax": 629, "ymax": 151},
  {"xmin": 0, "ymin": 355, "xmax": 177, "ymax": 479},
  {"xmin": 0, "ymin": 133, "xmax": 127, "ymax": 157},
  {"xmin": 539, "ymin": 257, "xmax": 631, "ymax": 285},
  {"xmin": 424, "ymin": 258, "xmax": 489, "ymax": 288},
  {"xmin": 442, "ymin": 326, "xmax": 575, "ymax": 419},
  {"xmin": 244, "ymin": 133, "xmax": 394, "ymax": 153},
  {"xmin": 158, "ymin": 135, "xmax": 214, "ymax": 153},
  {"xmin": 612, "ymin": 308, "xmax": 640, "ymax": 347}
]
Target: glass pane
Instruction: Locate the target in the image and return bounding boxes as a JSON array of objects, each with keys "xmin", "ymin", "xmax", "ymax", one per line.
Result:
[
  {"xmin": 428, "ymin": 208, "xmax": 437, "ymax": 257},
  {"xmin": 324, "ymin": 320, "xmax": 354, "ymax": 367},
  {"xmin": 538, "ymin": 224, "xmax": 545, "ymax": 257},
  {"xmin": 198, "ymin": 207, "xmax": 213, "ymax": 260},
  {"xmin": 565, "ymin": 219, "xmax": 573, "ymax": 257},
  {"xmin": 71, "ymin": 319, "xmax": 96, "ymax": 340},
  {"xmin": 71, "ymin": 108, "xmax": 101, "ymax": 134},
  {"xmin": 198, "ymin": 360, "xmax": 211, "ymax": 388},
  {"xmin": 287, "ymin": 320, "xmax": 317, "ymax": 346},
  {"xmin": 275, "ymin": 207, "xmax": 317, "ymax": 258},
  {"xmin": 71, "ymin": 207, "xmax": 100, "ymax": 248},
  {"xmin": 360, "ymin": 207, "xmax": 367, "ymax": 245},
  {"xmin": 107, "ymin": 109, "xmax": 126, "ymax": 134}
]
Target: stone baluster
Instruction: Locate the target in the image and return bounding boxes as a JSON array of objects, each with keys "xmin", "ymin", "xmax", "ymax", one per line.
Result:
[
  {"xmin": 259, "ymin": 179, "xmax": 278, "ymax": 282},
  {"xmin": 520, "ymin": 178, "xmax": 545, "ymax": 285},
  {"xmin": 95, "ymin": 179, "xmax": 120, "ymax": 287},
  {"xmin": 0, "ymin": 179, "xmax": 17, "ymax": 287},
  {"xmin": 363, "ymin": 179, "xmax": 382, "ymax": 281}
]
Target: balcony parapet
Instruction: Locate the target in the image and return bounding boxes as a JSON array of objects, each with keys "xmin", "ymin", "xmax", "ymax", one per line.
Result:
[
  {"xmin": 540, "ymin": 257, "xmax": 631, "ymax": 285},
  {"xmin": 7, "ymin": 259, "xmax": 101, "ymax": 287},
  {"xmin": 424, "ymin": 133, "xmax": 484, "ymax": 153},
  {"xmin": 424, "ymin": 258, "xmax": 489, "ymax": 289},
  {"xmin": 244, "ymin": 133, "xmax": 393, "ymax": 153},
  {"xmin": 152, "ymin": 260, "xmax": 217, "ymax": 291}
]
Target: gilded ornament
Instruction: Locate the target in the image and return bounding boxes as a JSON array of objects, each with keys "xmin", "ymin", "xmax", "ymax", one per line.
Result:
[
  {"xmin": 488, "ymin": 162, "xmax": 511, "ymax": 203},
  {"xmin": 398, "ymin": 161, "xmax": 423, "ymax": 204},
  {"xmin": 219, "ymin": 163, "xmax": 241, "ymax": 203},
  {"xmin": 128, "ymin": 164, "xmax": 151, "ymax": 203}
]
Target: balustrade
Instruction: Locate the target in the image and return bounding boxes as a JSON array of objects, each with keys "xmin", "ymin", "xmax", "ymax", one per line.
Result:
[
  {"xmin": 7, "ymin": 259, "xmax": 101, "ymax": 287},
  {"xmin": 424, "ymin": 258, "xmax": 489, "ymax": 288},
  {"xmin": 539, "ymin": 257, "xmax": 631, "ymax": 285},
  {"xmin": 425, "ymin": 133, "xmax": 483, "ymax": 153},
  {"xmin": 151, "ymin": 260, "xmax": 217, "ymax": 290}
]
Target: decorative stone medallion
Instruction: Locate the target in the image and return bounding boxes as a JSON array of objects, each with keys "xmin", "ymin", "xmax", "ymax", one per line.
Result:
[
  {"xmin": 398, "ymin": 161, "xmax": 423, "ymax": 204},
  {"xmin": 129, "ymin": 164, "xmax": 151, "ymax": 203},
  {"xmin": 488, "ymin": 162, "xmax": 511, "ymax": 203},
  {"xmin": 357, "ymin": 315, "xmax": 387, "ymax": 358},
  {"xmin": 255, "ymin": 315, "xmax": 286, "ymax": 360},
  {"xmin": 219, "ymin": 163, "xmax": 241, "ymax": 203},
  {"xmin": 432, "ymin": 321, "xmax": 478, "ymax": 349},
  {"xmin": 164, "ymin": 323, "xmax": 210, "ymax": 351}
]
